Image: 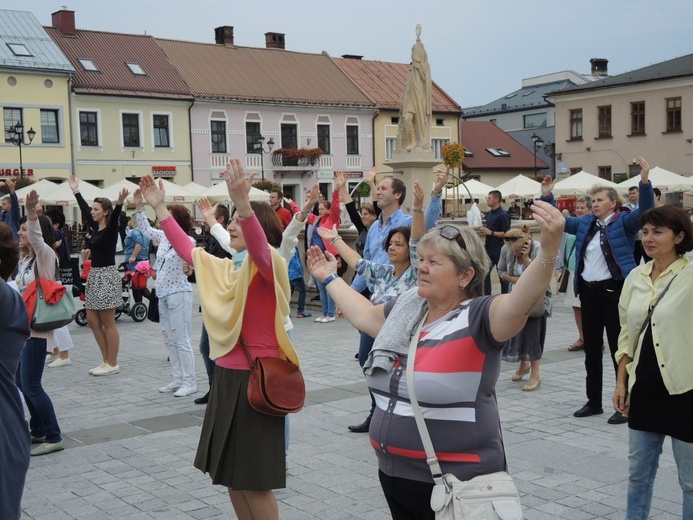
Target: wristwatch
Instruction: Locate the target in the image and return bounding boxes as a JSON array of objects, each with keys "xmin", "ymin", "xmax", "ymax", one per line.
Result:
[{"xmin": 323, "ymin": 273, "xmax": 339, "ymax": 286}]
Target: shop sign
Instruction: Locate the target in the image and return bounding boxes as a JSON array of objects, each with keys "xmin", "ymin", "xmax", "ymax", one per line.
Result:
[
  {"xmin": 152, "ymin": 165, "xmax": 177, "ymax": 177},
  {"xmin": 1, "ymin": 168, "xmax": 34, "ymax": 177}
]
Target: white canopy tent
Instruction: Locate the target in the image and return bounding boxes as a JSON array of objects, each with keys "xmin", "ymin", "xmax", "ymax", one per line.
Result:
[
  {"xmin": 495, "ymin": 175, "xmax": 543, "ymax": 199},
  {"xmin": 443, "ymin": 179, "xmax": 495, "ymax": 200},
  {"xmin": 182, "ymin": 181, "xmax": 208, "ymax": 195},
  {"xmin": 12, "ymin": 179, "xmax": 61, "ymax": 204},
  {"xmin": 101, "ymin": 179, "xmax": 141, "ymax": 201},
  {"xmin": 552, "ymin": 170, "xmax": 617, "ymax": 197},
  {"xmin": 615, "ymin": 166, "xmax": 693, "ymax": 194},
  {"xmin": 199, "ymin": 181, "xmax": 270, "ymax": 203},
  {"xmin": 39, "ymin": 181, "xmax": 109, "ymax": 206},
  {"xmin": 157, "ymin": 179, "xmax": 198, "ymax": 203}
]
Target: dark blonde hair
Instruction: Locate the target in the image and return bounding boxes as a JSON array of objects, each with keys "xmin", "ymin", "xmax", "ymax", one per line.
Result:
[
  {"xmin": 505, "ymin": 224, "xmax": 530, "ymax": 240},
  {"xmin": 93, "ymin": 197, "xmax": 113, "ymax": 220}
]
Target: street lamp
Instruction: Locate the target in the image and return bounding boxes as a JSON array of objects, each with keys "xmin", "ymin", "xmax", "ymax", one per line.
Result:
[
  {"xmin": 253, "ymin": 135, "xmax": 275, "ymax": 181},
  {"xmin": 531, "ymin": 133, "xmax": 544, "ymax": 178},
  {"xmin": 10, "ymin": 122, "xmax": 36, "ymax": 179}
]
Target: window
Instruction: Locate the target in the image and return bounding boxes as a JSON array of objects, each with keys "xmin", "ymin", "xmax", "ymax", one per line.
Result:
[
  {"xmin": 346, "ymin": 125, "xmax": 359, "ymax": 155},
  {"xmin": 126, "ymin": 62, "xmax": 146, "ymax": 76},
  {"xmin": 631, "ymin": 102, "xmax": 645, "ymax": 135},
  {"xmin": 210, "ymin": 120, "xmax": 227, "ymax": 153},
  {"xmin": 122, "ymin": 113, "xmax": 140, "ymax": 147},
  {"xmin": 317, "ymin": 124, "xmax": 331, "ymax": 154},
  {"xmin": 432, "ymin": 138, "xmax": 450, "ymax": 160},
  {"xmin": 7, "ymin": 43, "xmax": 32, "ymax": 57},
  {"xmin": 153, "ymin": 115, "xmax": 169, "ymax": 148},
  {"xmin": 436, "ymin": 118, "xmax": 444, "ymax": 126},
  {"xmin": 523, "ymin": 113, "xmax": 547, "ymax": 129},
  {"xmin": 78, "ymin": 58, "xmax": 99, "ymax": 72},
  {"xmin": 245, "ymin": 121, "xmax": 261, "ymax": 153},
  {"xmin": 569, "ymin": 167, "xmax": 582, "ymax": 175},
  {"xmin": 391, "ymin": 117, "xmax": 399, "ymax": 124},
  {"xmin": 569, "ymin": 109, "xmax": 582, "ymax": 139},
  {"xmin": 3, "ymin": 107, "xmax": 22, "ymax": 143},
  {"xmin": 385, "ymin": 137, "xmax": 396, "ymax": 160},
  {"xmin": 666, "ymin": 97, "xmax": 682, "ymax": 132},
  {"xmin": 486, "ymin": 147, "xmax": 510, "ymax": 157},
  {"xmin": 79, "ymin": 111, "xmax": 98, "ymax": 146},
  {"xmin": 598, "ymin": 106, "xmax": 612, "ymax": 137},
  {"xmin": 629, "ymin": 164, "xmax": 642, "ymax": 178},
  {"xmin": 281, "ymin": 123, "xmax": 298, "ymax": 149},
  {"xmin": 598, "ymin": 166, "xmax": 612, "ymax": 181},
  {"xmin": 464, "ymin": 149, "xmax": 474, "ymax": 157},
  {"xmin": 40, "ymin": 109, "xmax": 59, "ymax": 143}
]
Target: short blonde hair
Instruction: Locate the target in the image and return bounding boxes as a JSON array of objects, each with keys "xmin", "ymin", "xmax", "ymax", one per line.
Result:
[
  {"xmin": 504, "ymin": 224, "xmax": 530, "ymax": 240},
  {"xmin": 589, "ymin": 185, "xmax": 622, "ymax": 209},
  {"xmin": 417, "ymin": 225, "xmax": 490, "ymax": 298}
]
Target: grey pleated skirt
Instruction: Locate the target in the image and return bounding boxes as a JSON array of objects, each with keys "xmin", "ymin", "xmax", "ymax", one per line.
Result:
[{"xmin": 194, "ymin": 365, "xmax": 286, "ymax": 490}]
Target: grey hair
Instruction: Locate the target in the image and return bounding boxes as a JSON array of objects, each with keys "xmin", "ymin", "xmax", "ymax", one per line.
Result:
[
  {"xmin": 417, "ymin": 225, "xmax": 490, "ymax": 298},
  {"xmin": 576, "ymin": 195, "xmax": 592, "ymax": 209}
]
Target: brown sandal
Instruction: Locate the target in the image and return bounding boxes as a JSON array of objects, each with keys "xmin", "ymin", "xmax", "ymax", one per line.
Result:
[
  {"xmin": 511, "ymin": 362, "xmax": 531, "ymax": 381},
  {"xmin": 568, "ymin": 340, "xmax": 584, "ymax": 351}
]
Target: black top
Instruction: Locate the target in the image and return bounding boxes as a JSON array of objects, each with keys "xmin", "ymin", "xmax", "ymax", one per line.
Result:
[
  {"xmin": 484, "ymin": 206, "xmax": 511, "ymax": 257},
  {"xmin": 629, "ymin": 325, "xmax": 693, "ymax": 442},
  {"xmin": 75, "ymin": 192, "xmax": 122, "ymax": 268}
]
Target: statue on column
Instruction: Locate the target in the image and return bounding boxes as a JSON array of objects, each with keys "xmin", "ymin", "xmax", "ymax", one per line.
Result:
[{"xmin": 397, "ymin": 25, "xmax": 432, "ymax": 152}]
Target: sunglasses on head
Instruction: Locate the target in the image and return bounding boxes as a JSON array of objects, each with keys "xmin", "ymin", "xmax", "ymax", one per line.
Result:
[
  {"xmin": 439, "ymin": 225, "xmax": 466, "ymax": 250},
  {"xmin": 504, "ymin": 236, "xmax": 521, "ymax": 243}
]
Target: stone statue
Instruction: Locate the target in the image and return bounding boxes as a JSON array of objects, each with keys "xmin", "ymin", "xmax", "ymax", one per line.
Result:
[{"xmin": 397, "ymin": 25, "xmax": 432, "ymax": 152}]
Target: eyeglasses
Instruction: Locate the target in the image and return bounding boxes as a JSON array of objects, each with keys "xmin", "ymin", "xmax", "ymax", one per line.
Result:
[
  {"xmin": 503, "ymin": 237, "xmax": 520, "ymax": 243},
  {"xmin": 439, "ymin": 225, "xmax": 466, "ymax": 250}
]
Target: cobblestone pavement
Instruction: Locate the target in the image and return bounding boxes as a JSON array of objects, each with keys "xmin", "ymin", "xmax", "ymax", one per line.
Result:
[{"xmin": 20, "ymin": 278, "xmax": 684, "ymax": 519}]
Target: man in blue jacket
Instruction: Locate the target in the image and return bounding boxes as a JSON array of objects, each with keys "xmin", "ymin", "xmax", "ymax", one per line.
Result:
[
  {"xmin": 540, "ymin": 158, "xmax": 653, "ymax": 424},
  {"xmin": 0, "ymin": 178, "xmax": 21, "ymax": 240}
]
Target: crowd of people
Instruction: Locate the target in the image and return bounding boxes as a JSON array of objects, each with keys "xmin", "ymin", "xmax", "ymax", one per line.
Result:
[{"xmin": 1, "ymin": 155, "xmax": 692, "ymax": 520}]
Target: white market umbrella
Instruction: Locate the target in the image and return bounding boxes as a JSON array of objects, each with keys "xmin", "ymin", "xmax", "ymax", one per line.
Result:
[
  {"xmin": 183, "ymin": 181, "xmax": 208, "ymax": 195},
  {"xmin": 495, "ymin": 174, "xmax": 543, "ymax": 199},
  {"xmin": 40, "ymin": 181, "xmax": 109, "ymax": 206},
  {"xmin": 552, "ymin": 170, "xmax": 617, "ymax": 196},
  {"xmin": 200, "ymin": 181, "xmax": 270, "ymax": 203},
  {"xmin": 102, "ymin": 179, "xmax": 140, "ymax": 201},
  {"xmin": 615, "ymin": 166, "xmax": 693, "ymax": 194},
  {"xmin": 158, "ymin": 179, "xmax": 197, "ymax": 203},
  {"xmin": 443, "ymin": 179, "xmax": 494, "ymax": 200},
  {"xmin": 12, "ymin": 179, "xmax": 61, "ymax": 204}
]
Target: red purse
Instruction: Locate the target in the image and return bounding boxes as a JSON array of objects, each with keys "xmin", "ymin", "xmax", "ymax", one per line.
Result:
[{"xmin": 240, "ymin": 335, "xmax": 305, "ymax": 417}]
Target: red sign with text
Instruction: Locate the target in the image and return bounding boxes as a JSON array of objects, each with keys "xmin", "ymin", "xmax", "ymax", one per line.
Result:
[{"xmin": 1, "ymin": 168, "xmax": 34, "ymax": 177}]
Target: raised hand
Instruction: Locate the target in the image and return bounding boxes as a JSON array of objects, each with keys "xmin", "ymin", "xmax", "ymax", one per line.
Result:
[
  {"xmin": 306, "ymin": 246, "xmax": 338, "ymax": 282},
  {"xmin": 317, "ymin": 224, "xmax": 339, "ymax": 242},
  {"xmin": 413, "ymin": 181, "xmax": 424, "ymax": 208},
  {"xmin": 307, "ymin": 184, "xmax": 320, "ymax": 207},
  {"xmin": 117, "ymin": 188, "xmax": 129, "ymax": 205},
  {"xmin": 637, "ymin": 156, "xmax": 650, "ymax": 183},
  {"xmin": 432, "ymin": 167, "xmax": 450, "ymax": 194},
  {"xmin": 139, "ymin": 175, "xmax": 166, "ymax": 209},
  {"xmin": 26, "ymin": 190, "xmax": 39, "ymax": 210},
  {"xmin": 224, "ymin": 159, "xmax": 254, "ymax": 212},
  {"xmin": 364, "ymin": 167, "xmax": 377, "ymax": 186},
  {"xmin": 68, "ymin": 174, "xmax": 80, "ymax": 193},
  {"xmin": 197, "ymin": 197, "xmax": 218, "ymax": 222},
  {"xmin": 334, "ymin": 170, "xmax": 346, "ymax": 191},
  {"xmin": 133, "ymin": 188, "xmax": 143, "ymax": 209},
  {"xmin": 530, "ymin": 200, "xmax": 565, "ymax": 257},
  {"xmin": 540, "ymin": 175, "xmax": 555, "ymax": 197},
  {"xmin": 3, "ymin": 178, "xmax": 16, "ymax": 193}
]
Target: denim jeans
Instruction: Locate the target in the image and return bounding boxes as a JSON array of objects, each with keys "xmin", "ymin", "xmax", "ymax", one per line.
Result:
[
  {"xmin": 290, "ymin": 277, "xmax": 307, "ymax": 313},
  {"xmin": 198, "ymin": 324, "xmax": 215, "ymax": 385},
  {"xmin": 16, "ymin": 338, "xmax": 62, "ymax": 443},
  {"xmin": 358, "ymin": 332, "xmax": 376, "ymax": 417},
  {"xmin": 159, "ymin": 291, "xmax": 196, "ymax": 387},
  {"xmin": 316, "ymin": 277, "xmax": 336, "ymax": 317},
  {"xmin": 626, "ymin": 428, "xmax": 693, "ymax": 520}
]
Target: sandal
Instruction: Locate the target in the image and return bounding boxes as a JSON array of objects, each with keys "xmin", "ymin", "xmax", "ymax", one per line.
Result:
[
  {"xmin": 511, "ymin": 362, "xmax": 531, "ymax": 382},
  {"xmin": 568, "ymin": 340, "xmax": 585, "ymax": 351},
  {"xmin": 522, "ymin": 377, "xmax": 542, "ymax": 391}
]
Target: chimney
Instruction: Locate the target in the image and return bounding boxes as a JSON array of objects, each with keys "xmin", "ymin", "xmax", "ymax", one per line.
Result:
[
  {"xmin": 265, "ymin": 32, "xmax": 285, "ymax": 50},
  {"xmin": 590, "ymin": 58, "xmax": 609, "ymax": 77},
  {"xmin": 341, "ymin": 54, "xmax": 363, "ymax": 60},
  {"xmin": 214, "ymin": 26, "xmax": 234, "ymax": 46},
  {"xmin": 52, "ymin": 9, "xmax": 76, "ymax": 36}
]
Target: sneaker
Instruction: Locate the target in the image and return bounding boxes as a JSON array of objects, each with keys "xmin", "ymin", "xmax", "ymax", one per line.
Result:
[
  {"xmin": 92, "ymin": 363, "xmax": 120, "ymax": 376},
  {"xmin": 88, "ymin": 362, "xmax": 107, "ymax": 375},
  {"xmin": 174, "ymin": 385, "xmax": 198, "ymax": 397},
  {"xmin": 323, "ymin": 316, "xmax": 336, "ymax": 323},
  {"xmin": 159, "ymin": 382, "xmax": 181, "ymax": 393},
  {"xmin": 296, "ymin": 311, "xmax": 312, "ymax": 319},
  {"xmin": 315, "ymin": 316, "xmax": 326, "ymax": 322},
  {"xmin": 45, "ymin": 354, "xmax": 59, "ymax": 364},
  {"xmin": 48, "ymin": 357, "xmax": 72, "ymax": 368}
]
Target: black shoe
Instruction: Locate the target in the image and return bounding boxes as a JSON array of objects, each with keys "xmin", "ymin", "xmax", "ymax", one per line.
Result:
[
  {"xmin": 194, "ymin": 392, "xmax": 209, "ymax": 405},
  {"xmin": 310, "ymin": 295, "xmax": 320, "ymax": 302},
  {"xmin": 348, "ymin": 417, "xmax": 371, "ymax": 433},
  {"xmin": 607, "ymin": 411, "xmax": 628, "ymax": 424},
  {"xmin": 354, "ymin": 353, "xmax": 359, "ymax": 359},
  {"xmin": 573, "ymin": 404, "xmax": 604, "ymax": 418}
]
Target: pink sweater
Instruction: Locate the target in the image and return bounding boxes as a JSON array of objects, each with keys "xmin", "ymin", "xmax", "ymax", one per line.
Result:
[{"xmin": 160, "ymin": 214, "xmax": 280, "ymax": 370}]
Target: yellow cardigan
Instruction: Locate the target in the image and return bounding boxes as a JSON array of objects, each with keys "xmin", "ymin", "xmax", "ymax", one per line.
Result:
[{"xmin": 191, "ymin": 247, "xmax": 299, "ymax": 366}]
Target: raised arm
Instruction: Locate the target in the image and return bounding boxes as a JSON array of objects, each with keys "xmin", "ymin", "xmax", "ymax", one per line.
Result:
[
  {"xmin": 488, "ymin": 200, "xmax": 564, "ymax": 342},
  {"xmin": 108, "ymin": 189, "xmax": 126, "ymax": 232},
  {"xmin": 25, "ymin": 191, "xmax": 57, "ymax": 276},
  {"xmin": 133, "ymin": 188, "xmax": 166, "ymax": 243},
  {"xmin": 425, "ymin": 168, "xmax": 448, "ymax": 231},
  {"xmin": 3, "ymin": 179, "xmax": 20, "ymax": 230},
  {"xmin": 317, "ymin": 224, "xmax": 361, "ymax": 270},
  {"xmin": 411, "ymin": 181, "xmax": 425, "ymax": 240},
  {"xmin": 328, "ymin": 185, "xmax": 341, "ymax": 225},
  {"xmin": 69, "ymin": 175, "xmax": 96, "ymax": 229},
  {"xmin": 197, "ymin": 197, "xmax": 235, "ymax": 255}
]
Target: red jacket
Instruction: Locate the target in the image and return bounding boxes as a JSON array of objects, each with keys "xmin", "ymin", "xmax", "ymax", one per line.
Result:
[
  {"xmin": 307, "ymin": 190, "xmax": 341, "ymax": 256},
  {"xmin": 22, "ymin": 278, "xmax": 67, "ymax": 325}
]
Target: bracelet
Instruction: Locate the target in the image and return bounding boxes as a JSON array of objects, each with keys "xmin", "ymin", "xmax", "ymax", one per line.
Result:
[
  {"xmin": 330, "ymin": 236, "xmax": 343, "ymax": 245},
  {"xmin": 26, "ymin": 206, "xmax": 36, "ymax": 212},
  {"xmin": 412, "ymin": 207, "xmax": 424, "ymax": 213},
  {"xmin": 299, "ymin": 210, "xmax": 309, "ymax": 217},
  {"xmin": 536, "ymin": 255, "xmax": 558, "ymax": 265},
  {"xmin": 238, "ymin": 211, "xmax": 255, "ymax": 220},
  {"xmin": 431, "ymin": 190, "xmax": 442, "ymax": 198},
  {"xmin": 323, "ymin": 273, "xmax": 339, "ymax": 286}
]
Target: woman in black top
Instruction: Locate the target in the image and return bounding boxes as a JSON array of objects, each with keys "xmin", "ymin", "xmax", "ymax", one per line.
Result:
[{"xmin": 69, "ymin": 175, "xmax": 128, "ymax": 377}]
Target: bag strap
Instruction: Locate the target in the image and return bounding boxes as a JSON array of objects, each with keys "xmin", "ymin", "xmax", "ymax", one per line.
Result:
[
  {"xmin": 404, "ymin": 312, "xmax": 447, "ymax": 485},
  {"xmin": 636, "ymin": 273, "xmax": 678, "ymax": 341},
  {"xmin": 238, "ymin": 334, "xmax": 256, "ymax": 369}
]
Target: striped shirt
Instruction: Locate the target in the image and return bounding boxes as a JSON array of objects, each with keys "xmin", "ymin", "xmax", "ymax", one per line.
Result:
[{"xmin": 366, "ymin": 294, "xmax": 506, "ymax": 483}]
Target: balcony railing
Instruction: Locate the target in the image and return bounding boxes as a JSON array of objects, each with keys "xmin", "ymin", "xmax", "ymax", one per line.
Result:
[
  {"xmin": 319, "ymin": 156, "xmax": 333, "ymax": 168},
  {"xmin": 345, "ymin": 156, "xmax": 362, "ymax": 169}
]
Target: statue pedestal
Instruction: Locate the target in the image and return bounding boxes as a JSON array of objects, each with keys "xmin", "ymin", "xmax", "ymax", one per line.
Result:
[{"xmin": 386, "ymin": 149, "xmax": 441, "ymax": 211}]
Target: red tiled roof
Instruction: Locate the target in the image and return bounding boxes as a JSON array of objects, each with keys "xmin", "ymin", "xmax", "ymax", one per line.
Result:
[
  {"xmin": 460, "ymin": 121, "xmax": 549, "ymax": 171},
  {"xmin": 155, "ymin": 39, "xmax": 375, "ymax": 108},
  {"xmin": 44, "ymin": 27, "xmax": 193, "ymax": 100},
  {"xmin": 333, "ymin": 57, "xmax": 461, "ymax": 113}
]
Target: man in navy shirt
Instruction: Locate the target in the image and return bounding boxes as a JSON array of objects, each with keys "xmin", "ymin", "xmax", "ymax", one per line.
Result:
[
  {"xmin": 480, "ymin": 190, "xmax": 511, "ymax": 295},
  {"xmin": 0, "ymin": 179, "xmax": 21, "ymax": 240}
]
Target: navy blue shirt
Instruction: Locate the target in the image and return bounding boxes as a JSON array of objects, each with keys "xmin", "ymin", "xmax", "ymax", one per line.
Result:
[{"xmin": 484, "ymin": 207, "xmax": 511, "ymax": 258}]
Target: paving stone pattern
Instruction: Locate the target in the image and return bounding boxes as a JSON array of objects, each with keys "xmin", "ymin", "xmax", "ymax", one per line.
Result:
[{"xmin": 21, "ymin": 275, "xmax": 684, "ymax": 519}]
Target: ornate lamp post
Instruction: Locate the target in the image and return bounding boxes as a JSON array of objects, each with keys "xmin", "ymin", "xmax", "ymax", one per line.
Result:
[
  {"xmin": 531, "ymin": 133, "xmax": 544, "ymax": 178},
  {"xmin": 10, "ymin": 122, "xmax": 36, "ymax": 179},
  {"xmin": 253, "ymin": 135, "xmax": 275, "ymax": 181}
]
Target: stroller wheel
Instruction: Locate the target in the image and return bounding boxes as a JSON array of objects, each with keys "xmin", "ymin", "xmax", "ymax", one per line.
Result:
[
  {"xmin": 115, "ymin": 308, "xmax": 123, "ymax": 320},
  {"xmin": 131, "ymin": 302, "xmax": 148, "ymax": 322},
  {"xmin": 75, "ymin": 309, "xmax": 88, "ymax": 327}
]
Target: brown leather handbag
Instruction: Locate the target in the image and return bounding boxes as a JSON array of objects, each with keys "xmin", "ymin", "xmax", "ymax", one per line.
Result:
[{"xmin": 240, "ymin": 335, "xmax": 305, "ymax": 416}]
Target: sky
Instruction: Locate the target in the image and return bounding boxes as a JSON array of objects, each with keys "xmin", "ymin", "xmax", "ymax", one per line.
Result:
[{"xmin": 24, "ymin": 0, "xmax": 693, "ymax": 108}]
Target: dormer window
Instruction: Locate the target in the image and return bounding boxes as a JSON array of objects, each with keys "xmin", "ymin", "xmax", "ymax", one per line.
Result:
[
  {"xmin": 464, "ymin": 150, "xmax": 474, "ymax": 157},
  {"xmin": 78, "ymin": 58, "xmax": 99, "ymax": 72},
  {"xmin": 126, "ymin": 62, "xmax": 146, "ymax": 76},
  {"xmin": 7, "ymin": 43, "xmax": 32, "ymax": 57},
  {"xmin": 486, "ymin": 147, "xmax": 510, "ymax": 157}
]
